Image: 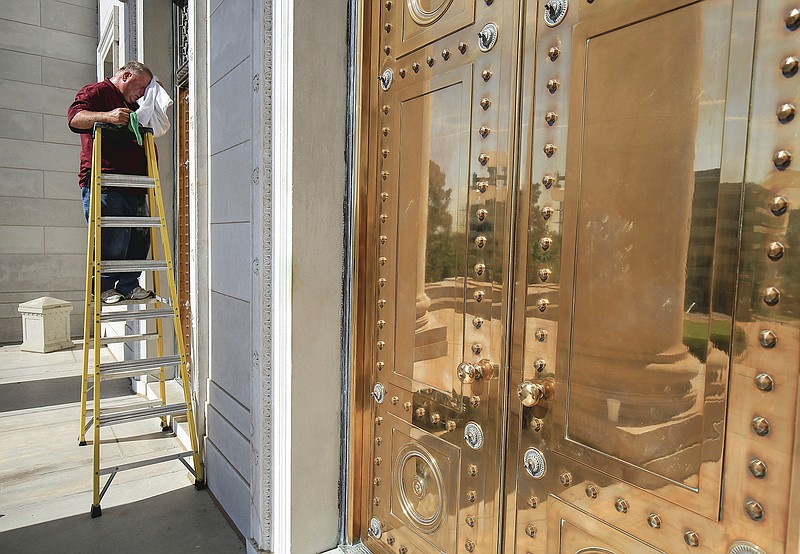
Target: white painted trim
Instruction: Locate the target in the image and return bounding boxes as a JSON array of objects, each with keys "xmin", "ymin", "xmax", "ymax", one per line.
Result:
[{"xmin": 271, "ymin": 0, "xmax": 294, "ymax": 551}]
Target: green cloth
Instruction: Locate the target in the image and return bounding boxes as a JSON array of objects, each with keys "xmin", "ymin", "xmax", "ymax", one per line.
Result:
[{"xmin": 127, "ymin": 111, "xmax": 142, "ymax": 145}]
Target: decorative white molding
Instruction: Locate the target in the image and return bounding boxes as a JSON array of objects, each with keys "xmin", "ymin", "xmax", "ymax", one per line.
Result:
[{"xmin": 270, "ymin": 0, "xmax": 294, "ymax": 550}]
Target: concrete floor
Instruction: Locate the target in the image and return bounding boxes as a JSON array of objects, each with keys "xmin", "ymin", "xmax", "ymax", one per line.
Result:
[{"xmin": 0, "ymin": 344, "xmax": 245, "ymax": 553}]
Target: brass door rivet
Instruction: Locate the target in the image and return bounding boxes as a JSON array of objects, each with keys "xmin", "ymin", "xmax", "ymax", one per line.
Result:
[
  {"xmin": 781, "ymin": 56, "xmax": 799, "ymax": 78},
  {"xmin": 475, "ymin": 236, "xmax": 487, "ymax": 248},
  {"xmin": 431, "ymin": 413, "xmax": 441, "ymax": 424},
  {"xmin": 473, "ymin": 316, "xmax": 484, "ymax": 328},
  {"xmin": 381, "ymin": 104, "xmax": 390, "ymax": 114},
  {"xmin": 752, "ymin": 416, "xmax": 771, "ymax": 436},
  {"xmin": 615, "ymin": 498, "xmax": 629, "ymax": 513},
  {"xmin": 468, "ymin": 464, "xmax": 478, "ymax": 476},
  {"xmin": 470, "ymin": 396, "xmax": 481, "ymax": 408},
  {"xmin": 377, "ymin": 340, "xmax": 385, "ymax": 350},
  {"xmin": 478, "ymin": 153, "xmax": 489, "ymax": 165},
  {"xmin": 398, "ymin": 68, "xmax": 406, "ymax": 78},
  {"xmin": 777, "ymin": 103, "xmax": 796, "ymax": 124},
  {"xmin": 545, "ymin": 111, "xmax": 558, "ymax": 125},
  {"xmin": 530, "ymin": 417, "xmax": 543, "ymax": 431},
  {"xmin": 382, "ymin": 127, "xmax": 390, "ymax": 136},
  {"xmin": 745, "ymin": 500, "xmax": 764, "ymax": 521},
  {"xmin": 373, "ymin": 497, "xmax": 380, "ymax": 506},
  {"xmin": 535, "ymin": 329, "xmax": 548, "ymax": 342},
  {"xmin": 471, "ymin": 343, "xmax": 483, "ymax": 355},
  {"xmin": 647, "ymin": 513, "xmax": 662, "ymax": 529},
  {"xmin": 481, "ymin": 69, "xmax": 492, "ymax": 81},
  {"xmin": 447, "ymin": 420, "xmax": 457, "ymax": 431},
  {"xmin": 374, "ymin": 456, "xmax": 382, "ymax": 466},
  {"xmin": 770, "ymin": 195, "xmax": 789, "ymax": 215},
  {"xmin": 585, "ymin": 484, "xmax": 598, "ymax": 498},
  {"xmin": 473, "ymin": 290, "xmax": 485, "ymax": 302},
  {"xmin": 477, "ymin": 180, "xmax": 489, "ymax": 193},
  {"xmin": 377, "ymin": 298, "xmax": 386, "ymax": 308},
  {"xmin": 546, "ymin": 79, "xmax": 560, "ymax": 93},
  {"xmin": 466, "ymin": 490, "xmax": 476, "ymax": 502},
  {"xmin": 684, "ymin": 530, "xmax": 700, "ymax": 547},
  {"xmin": 474, "ymin": 262, "xmax": 486, "ymax": 276},
  {"xmin": 375, "ymin": 437, "xmax": 382, "ymax": 446},
  {"xmin": 398, "ymin": 546, "xmax": 407, "ymax": 554},
  {"xmin": 755, "ymin": 373, "xmax": 774, "ymax": 391},
  {"xmin": 403, "ymin": 401, "xmax": 411, "ymax": 411},
  {"xmin": 412, "ymin": 62, "xmax": 420, "ymax": 73},
  {"xmin": 380, "ymin": 213, "xmax": 388, "ymax": 223},
  {"xmin": 787, "ymin": 8, "xmax": 800, "ymax": 30},
  {"xmin": 459, "ymin": 42, "xmax": 468, "ymax": 54},
  {"xmin": 391, "ymin": 396, "xmax": 399, "ymax": 405},
  {"xmin": 773, "ymin": 149, "xmax": 792, "ymax": 169},
  {"xmin": 544, "ymin": 143, "xmax": 557, "ymax": 157},
  {"xmin": 525, "ymin": 524, "xmax": 537, "ymax": 538},
  {"xmin": 380, "ymin": 192, "xmax": 389, "ymax": 202},
  {"xmin": 541, "ymin": 206, "xmax": 554, "ymax": 220},
  {"xmin": 538, "ymin": 268, "xmax": 552, "ymax": 282},
  {"xmin": 759, "ymin": 329, "xmax": 778, "ymax": 348},
  {"xmin": 527, "ymin": 496, "xmax": 539, "ymax": 508},
  {"xmin": 479, "ymin": 125, "xmax": 490, "ymax": 138},
  {"xmin": 381, "ymin": 148, "xmax": 390, "ymax": 158},
  {"xmin": 542, "ymin": 174, "xmax": 556, "ymax": 188},
  {"xmin": 767, "ymin": 241, "xmax": 785, "ymax": 261},
  {"xmin": 533, "ymin": 358, "xmax": 546, "ymax": 372},
  {"xmin": 465, "ymin": 515, "xmax": 476, "ymax": 526},
  {"xmin": 386, "ymin": 534, "xmax": 395, "ymax": 545},
  {"xmin": 559, "ymin": 472, "xmax": 573, "ymax": 486},
  {"xmin": 384, "ymin": 23, "xmax": 392, "ymax": 33},
  {"xmin": 415, "ymin": 407, "xmax": 426, "ymax": 419},
  {"xmin": 384, "ymin": 0, "xmax": 392, "ymax": 10},
  {"xmin": 442, "ymin": 49, "xmax": 451, "ymax": 61},
  {"xmin": 376, "ymin": 361, "xmax": 384, "ymax": 370},
  {"xmin": 426, "ymin": 56, "xmax": 435, "ymax": 67},
  {"xmin": 373, "ymin": 477, "xmax": 381, "ymax": 485},
  {"xmin": 384, "ymin": 45, "xmax": 391, "ymax": 55},
  {"xmin": 749, "ymin": 458, "xmax": 768, "ymax": 479},
  {"xmin": 476, "ymin": 208, "xmax": 488, "ymax": 221},
  {"xmin": 539, "ymin": 237, "xmax": 552, "ymax": 251},
  {"xmin": 480, "ymin": 97, "xmax": 491, "ymax": 110},
  {"xmin": 375, "ymin": 416, "xmax": 383, "ymax": 425},
  {"xmin": 465, "ymin": 540, "xmax": 475, "ymax": 552},
  {"xmin": 548, "ymin": 46, "xmax": 560, "ymax": 61},
  {"xmin": 537, "ymin": 298, "xmax": 549, "ymax": 312},
  {"xmin": 381, "ymin": 170, "xmax": 389, "ymax": 180}
]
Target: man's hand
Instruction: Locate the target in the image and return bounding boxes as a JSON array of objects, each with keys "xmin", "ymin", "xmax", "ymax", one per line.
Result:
[{"xmin": 105, "ymin": 107, "xmax": 131, "ymax": 125}]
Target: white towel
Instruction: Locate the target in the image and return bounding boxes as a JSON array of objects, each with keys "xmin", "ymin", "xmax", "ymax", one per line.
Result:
[{"xmin": 136, "ymin": 75, "xmax": 173, "ymax": 137}]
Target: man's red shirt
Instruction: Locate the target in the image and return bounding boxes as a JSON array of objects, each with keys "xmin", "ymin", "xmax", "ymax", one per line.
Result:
[{"xmin": 67, "ymin": 79, "xmax": 148, "ymax": 193}]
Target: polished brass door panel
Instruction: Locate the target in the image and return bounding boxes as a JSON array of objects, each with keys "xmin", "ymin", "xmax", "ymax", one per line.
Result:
[
  {"xmin": 361, "ymin": 1, "xmax": 521, "ymax": 553},
  {"xmin": 389, "ymin": 0, "xmax": 476, "ymax": 59}
]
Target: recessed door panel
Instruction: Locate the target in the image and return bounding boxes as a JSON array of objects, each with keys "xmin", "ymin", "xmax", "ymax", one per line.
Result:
[{"xmin": 389, "ymin": 0, "xmax": 476, "ymax": 58}]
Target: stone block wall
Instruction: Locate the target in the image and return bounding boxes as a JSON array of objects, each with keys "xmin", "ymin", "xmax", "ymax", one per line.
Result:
[{"xmin": 0, "ymin": 0, "xmax": 98, "ymax": 344}]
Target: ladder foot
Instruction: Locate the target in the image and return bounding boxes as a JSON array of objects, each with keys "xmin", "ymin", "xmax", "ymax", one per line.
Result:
[
  {"xmin": 90, "ymin": 504, "xmax": 102, "ymax": 518},
  {"xmin": 194, "ymin": 479, "xmax": 207, "ymax": 491},
  {"xmin": 161, "ymin": 424, "xmax": 173, "ymax": 433},
  {"xmin": 78, "ymin": 440, "xmax": 87, "ymax": 446}
]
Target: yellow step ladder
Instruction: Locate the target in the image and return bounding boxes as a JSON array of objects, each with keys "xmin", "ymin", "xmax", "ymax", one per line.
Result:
[{"xmin": 78, "ymin": 122, "xmax": 204, "ymax": 518}]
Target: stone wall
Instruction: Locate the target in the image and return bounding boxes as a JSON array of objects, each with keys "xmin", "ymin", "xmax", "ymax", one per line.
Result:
[{"xmin": 0, "ymin": 0, "xmax": 98, "ymax": 344}]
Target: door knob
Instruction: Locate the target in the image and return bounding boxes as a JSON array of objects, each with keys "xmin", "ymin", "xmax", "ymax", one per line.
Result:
[
  {"xmin": 518, "ymin": 378, "xmax": 554, "ymax": 407},
  {"xmin": 457, "ymin": 359, "xmax": 494, "ymax": 384}
]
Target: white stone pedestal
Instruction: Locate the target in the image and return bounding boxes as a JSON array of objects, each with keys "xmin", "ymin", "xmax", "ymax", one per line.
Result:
[{"xmin": 18, "ymin": 297, "xmax": 74, "ymax": 353}]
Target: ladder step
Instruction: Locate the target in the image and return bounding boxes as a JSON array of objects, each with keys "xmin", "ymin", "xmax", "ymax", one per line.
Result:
[
  {"xmin": 101, "ymin": 260, "xmax": 168, "ymax": 272},
  {"xmin": 89, "ymin": 332, "xmax": 160, "ymax": 346},
  {"xmin": 100, "ymin": 307, "xmax": 175, "ymax": 322},
  {"xmin": 101, "ymin": 216, "xmax": 161, "ymax": 227},
  {"xmin": 93, "ymin": 355, "xmax": 182, "ymax": 380},
  {"xmin": 100, "ymin": 173, "xmax": 156, "ymax": 188},
  {"xmin": 98, "ymin": 402, "xmax": 187, "ymax": 427},
  {"xmin": 100, "ymin": 451, "xmax": 194, "ymax": 476}
]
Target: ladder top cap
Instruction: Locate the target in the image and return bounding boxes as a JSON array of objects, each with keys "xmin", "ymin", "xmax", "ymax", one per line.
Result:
[{"xmin": 92, "ymin": 122, "xmax": 153, "ymax": 137}]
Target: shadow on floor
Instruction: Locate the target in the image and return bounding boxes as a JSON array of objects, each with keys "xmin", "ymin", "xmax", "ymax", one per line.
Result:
[
  {"xmin": 0, "ymin": 375, "xmax": 132, "ymax": 412},
  {"xmin": 0, "ymin": 487, "xmax": 245, "ymax": 554}
]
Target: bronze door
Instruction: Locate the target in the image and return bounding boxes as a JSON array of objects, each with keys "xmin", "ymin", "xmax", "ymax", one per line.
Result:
[{"xmin": 356, "ymin": 1, "xmax": 800, "ymax": 553}]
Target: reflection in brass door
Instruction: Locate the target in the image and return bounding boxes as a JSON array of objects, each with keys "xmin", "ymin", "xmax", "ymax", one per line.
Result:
[{"xmin": 353, "ymin": 0, "xmax": 800, "ymax": 553}]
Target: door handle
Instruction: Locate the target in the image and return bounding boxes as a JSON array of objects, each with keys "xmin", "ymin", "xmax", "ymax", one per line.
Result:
[
  {"xmin": 518, "ymin": 378, "xmax": 555, "ymax": 407},
  {"xmin": 457, "ymin": 359, "xmax": 495, "ymax": 384}
]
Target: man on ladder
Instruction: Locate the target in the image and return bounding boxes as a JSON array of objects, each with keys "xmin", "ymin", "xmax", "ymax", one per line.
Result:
[
  {"xmin": 68, "ymin": 61, "xmax": 155, "ymax": 303},
  {"xmin": 67, "ymin": 61, "xmax": 204, "ymax": 517}
]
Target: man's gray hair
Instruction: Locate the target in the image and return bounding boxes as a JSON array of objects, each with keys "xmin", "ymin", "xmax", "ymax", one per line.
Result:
[{"xmin": 117, "ymin": 61, "xmax": 153, "ymax": 79}]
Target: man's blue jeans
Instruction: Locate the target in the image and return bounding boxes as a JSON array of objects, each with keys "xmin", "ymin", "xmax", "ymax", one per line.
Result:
[{"xmin": 82, "ymin": 186, "xmax": 151, "ymax": 295}]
